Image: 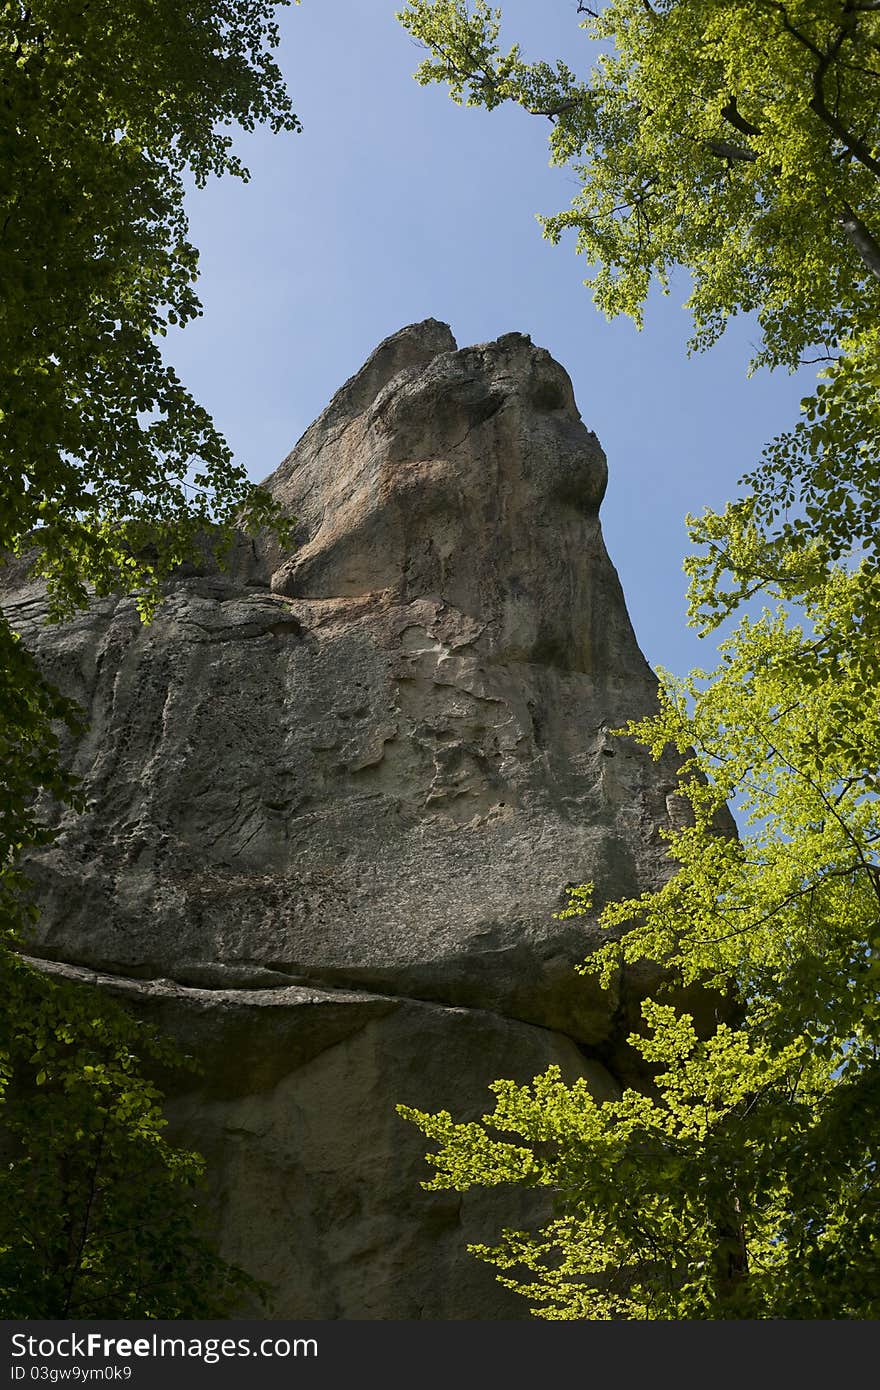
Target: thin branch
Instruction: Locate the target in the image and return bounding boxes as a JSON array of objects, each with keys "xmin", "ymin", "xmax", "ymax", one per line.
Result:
[
  {"xmin": 759, "ymin": 1, "xmax": 880, "ymax": 176},
  {"xmin": 811, "ymin": 92, "xmax": 880, "ymax": 177},
  {"xmin": 693, "ymin": 865, "xmax": 865, "ymax": 946},
  {"xmin": 764, "ymin": 737, "xmax": 880, "ymax": 906},
  {"xmin": 61, "ymin": 1112, "xmax": 109, "ymax": 1318}
]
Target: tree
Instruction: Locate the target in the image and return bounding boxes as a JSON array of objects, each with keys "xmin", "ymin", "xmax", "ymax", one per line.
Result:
[
  {"xmin": 0, "ymin": 951, "xmax": 262, "ymax": 1317},
  {"xmin": 400, "ymin": 604, "xmax": 880, "ymax": 1317},
  {"xmin": 2, "ymin": 0, "xmax": 298, "ymax": 617},
  {"xmin": 396, "ymin": 0, "xmax": 880, "ymax": 1318},
  {"xmin": 1, "ymin": 0, "xmax": 299, "ymax": 1313}
]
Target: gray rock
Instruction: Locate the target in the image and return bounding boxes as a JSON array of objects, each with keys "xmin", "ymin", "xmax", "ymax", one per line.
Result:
[
  {"xmin": 30, "ymin": 955, "xmax": 618, "ymax": 1320},
  {"xmin": 2, "ymin": 322, "xmax": 706, "ymax": 1317}
]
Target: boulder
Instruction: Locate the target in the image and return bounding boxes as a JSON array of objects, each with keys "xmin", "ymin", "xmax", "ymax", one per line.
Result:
[{"xmin": 2, "ymin": 322, "xmax": 699, "ymax": 1317}]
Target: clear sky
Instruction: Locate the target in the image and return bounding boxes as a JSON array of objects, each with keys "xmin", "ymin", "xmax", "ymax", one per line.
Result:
[{"xmin": 167, "ymin": 0, "xmax": 813, "ymax": 677}]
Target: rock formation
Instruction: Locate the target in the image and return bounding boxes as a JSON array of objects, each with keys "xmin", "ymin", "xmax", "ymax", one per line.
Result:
[{"xmin": 3, "ymin": 322, "xmax": 703, "ymax": 1318}]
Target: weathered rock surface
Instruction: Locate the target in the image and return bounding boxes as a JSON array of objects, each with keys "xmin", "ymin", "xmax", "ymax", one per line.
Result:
[
  {"xmin": 3, "ymin": 322, "xmax": 698, "ymax": 1318},
  {"xmin": 32, "ymin": 955, "xmax": 618, "ymax": 1319}
]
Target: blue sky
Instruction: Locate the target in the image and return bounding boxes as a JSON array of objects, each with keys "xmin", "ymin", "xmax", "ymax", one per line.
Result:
[{"xmin": 168, "ymin": 0, "xmax": 813, "ymax": 677}]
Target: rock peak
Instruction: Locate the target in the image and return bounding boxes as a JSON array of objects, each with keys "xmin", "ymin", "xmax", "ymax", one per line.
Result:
[
  {"xmin": 266, "ymin": 325, "xmax": 610, "ymax": 670},
  {"xmin": 264, "ymin": 319, "xmax": 458, "ymax": 463}
]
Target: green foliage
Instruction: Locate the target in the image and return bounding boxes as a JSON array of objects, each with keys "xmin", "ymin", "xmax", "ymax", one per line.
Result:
[
  {"xmin": 401, "ymin": 1006, "xmax": 878, "ymax": 1318},
  {"xmin": 2, "ymin": 0, "xmax": 299, "ymax": 617},
  {"xmin": 0, "ymin": 951, "xmax": 260, "ymax": 1317},
  {"xmin": 1, "ymin": 0, "xmax": 299, "ymax": 1317},
  {"xmin": 399, "ymin": 0, "xmax": 880, "ymax": 338},
  {"xmin": 397, "ymin": 0, "xmax": 880, "ymax": 1318},
  {"xmin": 402, "ymin": 578, "xmax": 880, "ymax": 1316},
  {"xmin": 0, "ymin": 622, "xmax": 83, "ymax": 874}
]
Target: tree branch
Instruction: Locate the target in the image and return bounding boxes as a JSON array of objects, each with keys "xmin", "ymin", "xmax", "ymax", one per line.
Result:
[
  {"xmin": 706, "ymin": 139, "xmax": 758, "ymax": 162},
  {"xmin": 721, "ymin": 96, "xmax": 762, "ymax": 138},
  {"xmin": 809, "ymin": 87, "xmax": 880, "ymax": 177},
  {"xmin": 839, "ymin": 202, "xmax": 880, "ymax": 279},
  {"xmin": 61, "ymin": 1112, "xmax": 108, "ymax": 1318}
]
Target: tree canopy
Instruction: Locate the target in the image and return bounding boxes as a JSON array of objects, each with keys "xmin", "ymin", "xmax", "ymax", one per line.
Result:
[
  {"xmin": 397, "ymin": 0, "xmax": 880, "ymax": 1318},
  {"xmin": 2, "ymin": 0, "xmax": 298, "ymax": 615},
  {"xmin": 1, "ymin": 0, "xmax": 298, "ymax": 1315}
]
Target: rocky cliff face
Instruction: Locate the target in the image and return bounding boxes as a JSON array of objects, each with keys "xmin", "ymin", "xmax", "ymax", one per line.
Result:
[{"xmin": 4, "ymin": 322, "xmax": 696, "ymax": 1318}]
